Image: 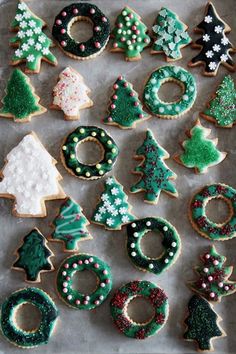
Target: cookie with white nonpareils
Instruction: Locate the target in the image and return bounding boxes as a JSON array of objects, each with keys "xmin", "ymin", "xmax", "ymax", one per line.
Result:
[
  {"xmin": 0, "ymin": 133, "xmax": 66, "ymax": 217},
  {"xmin": 51, "ymin": 67, "xmax": 93, "ymax": 121},
  {"xmin": 189, "ymin": 2, "xmax": 236, "ymax": 76},
  {"xmin": 10, "ymin": 1, "xmax": 57, "ymax": 74}
]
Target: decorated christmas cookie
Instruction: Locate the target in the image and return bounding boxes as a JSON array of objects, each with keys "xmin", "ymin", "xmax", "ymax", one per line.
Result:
[
  {"xmin": 57, "ymin": 254, "xmax": 112, "ymax": 310},
  {"xmin": 174, "ymin": 119, "xmax": 227, "ymax": 174},
  {"xmin": 189, "ymin": 246, "xmax": 236, "ymax": 302},
  {"xmin": 51, "ymin": 67, "xmax": 93, "ymax": 121},
  {"xmin": 52, "ymin": 3, "xmax": 110, "ymax": 60},
  {"xmin": 126, "ymin": 218, "xmax": 181, "ymax": 275},
  {"xmin": 143, "ymin": 66, "xmax": 197, "ymax": 118},
  {"xmin": 0, "ymin": 69, "xmax": 46, "ymax": 123},
  {"xmin": 201, "ymin": 75, "xmax": 236, "ymax": 128},
  {"xmin": 0, "ymin": 287, "xmax": 58, "ymax": 348},
  {"xmin": 110, "ymin": 281, "xmax": 169, "ymax": 339},
  {"xmin": 184, "ymin": 295, "xmax": 225, "ymax": 351},
  {"xmin": 130, "ymin": 130, "xmax": 178, "ymax": 204},
  {"xmin": 10, "ymin": 1, "xmax": 57, "ymax": 73},
  {"xmin": 0, "ymin": 133, "xmax": 66, "ymax": 217},
  {"xmin": 111, "ymin": 6, "xmax": 151, "ymax": 61},
  {"xmin": 92, "ymin": 177, "xmax": 135, "ymax": 230},
  {"xmin": 151, "ymin": 7, "xmax": 191, "ymax": 61},
  {"xmin": 51, "ymin": 197, "xmax": 92, "ymax": 252},
  {"xmin": 61, "ymin": 126, "xmax": 119, "ymax": 180},
  {"xmin": 189, "ymin": 2, "xmax": 236, "ymax": 76},
  {"xmin": 13, "ymin": 228, "xmax": 54, "ymax": 283},
  {"xmin": 103, "ymin": 76, "xmax": 149, "ymax": 129},
  {"xmin": 189, "ymin": 183, "xmax": 236, "ymax": 241}
]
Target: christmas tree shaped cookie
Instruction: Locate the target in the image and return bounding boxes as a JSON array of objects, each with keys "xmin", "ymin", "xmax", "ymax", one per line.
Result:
[
  {"xmin": 0, "ymin": 133, "xmax": 66, "ymax": 217},
  {"xmin": 51, "ymin": 197, "xmax": 92, "ymax": 252},
  {"xmin": 12, "ymin": 228, "xmax": 54, "ymax": 282},
  {"xmin": 51, "ymin": 67, "xmax": 93, "ymax": 121},
  {"xmin": 91, "ymin": 177, "xmax": 135, "ymax": 230},
  {"xmin": 103, "ymin": 76, "xmax": 149, "ymax": 129},
  {"xmin": 111, "ymin": 6, "xmax": 150, "ymax": 61},
  {"xmin": 174, "ymin": 119, "xmax": 227, "ymax": 174},
  {"xmin": 189, "ymin": 246, "xmax": 236, "ymax": 303},
  {"xmin": 184, "ymin": 295, "xmax": 225, "ymax": 351},
  {"xmin": 130, "ymin": 130, "xmax": 178, "ymax": 204},
  {"xmin": 151, "ymin": 7, "xmax": 191, "ymax": 61},
  {"xmin": 10, "ymin": 1, "xmax": 57, "ymax": 73},
  {"xmin": 0, "ymin": 69, "xmax": 46, "ymax": 122},
  {"xmin": 189, "ymin": 2, "xmax": 235, "ymax": 76},
  {"xmin": 201, "ymin": 75, "xmax": 236, "ymax": 128}
]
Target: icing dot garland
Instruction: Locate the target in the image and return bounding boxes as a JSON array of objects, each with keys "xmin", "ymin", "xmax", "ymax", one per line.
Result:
[
  {"xmin": 143, "ymin": 66, "xmax": 197, "ymax": 118},
  {"xmin": 52, "ymin": 3, "xmax": 110, "ymax": 59},
  {"xmin": 126, "ymin": 218, "xmax": 181, "ymax": 275},
  {"xmin": 57, "ymin": 254, "xmax": 112, "ymax": 310},
  {"xmin": 189, "ymin": 183, "xmax": 236, "ymax": 241},
  {"xmin": 0, "ymin": 287, "xmax": 58, "ymax": 348},
  {"xmin": 61, "ymin": 126, "xmax": 119, "ymax": 180},
  {"xmin": 110, "ymin": 280, "xmax": 169, "ymax": 339}
]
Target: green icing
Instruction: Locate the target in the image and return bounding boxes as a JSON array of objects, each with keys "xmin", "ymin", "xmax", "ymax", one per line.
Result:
[
  {"xmin": 130, "ymin": 130, "xmax": 177, "ymax": 203},
  {"xmin": 189, "ymin": 246, "xmax": 236, "ymax": 302},
  {"xmin": 0, "ymin": 287, "xmax": 58, "ymax": 348},
  {"xmin": 0, "ymin": 69, "xmax": 44, "ymax": 121},
  {"xmin": 152, "ymin": 7, "xmax": 191, "ymax": 60},
  {"xmin": 13, "ymin": 229, "xmax": 53, "ymax": 282},
  {"xmin": 177, "ymin": 120, "xmax": 226, "ymax": 173},
  {"xmin": 143, "ymin": 65, "xmax": 197, "ymax": 117},
  {"xmin": 184, "ymin": 295, "xmax": 223, "ymax": 351},
  {"xmin": 110, "ymin": 280, "xmax": 169, "ymax": 339},
  {"xmin": 91, "ymin": 176, "xmax": 135, "ymax": 230},
  {"xmin": 111, "ymin": 6, "xmax": 150, "ymax": 60},
  {"xmin": 10, "ymin": 1, "xmax": 57, "ymax": 72},
  {"xmin": 202, "ymin": 75, "xmax": 236, "ymax": 127},
  {"xmin": 103, "ymin": 76, "xmax": 149, "ymax": 128},
  {"xmin": 57, "ymin": 254, "xmax": 112, "ymax": 310},
  {"xmin": 190, "ymin": 183, "xmax": 236, "ymax": 241},
  {"xmin": 126, "ymin": 218, "xmax": 181, "ymax": 275},
  {"xmin": 51, "ymin": 197, "xmax": 92, "ymax": 252}
]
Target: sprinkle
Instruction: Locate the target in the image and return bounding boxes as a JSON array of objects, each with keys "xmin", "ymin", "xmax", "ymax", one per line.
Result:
[
  {"xmin": 131, "ymin": 251, "xmax": 136, "ymax": 257},
  {"xmin": 164, "ymin": 259, "xmax": 169, "ymax": 264},
  {"xmin": 62, "ymin": 271, "xmax": 67, "ymax": 276},
  {"xmin": 78, "ymin": 260, "xmax": 83, "ymax": 265},
  {"xmin": 203, "ymin": 267, "xmax": 209, "ymax": 273},
  {"xmin": 62, "ymin": 145, "xmax": 67, "ymax": 151},
  {"xmin": 163, "ymin": 226, "xmax": 168, "ymax": 232},
  {"xmin": 63, "ymin": 282, "xmax": 68, "ymax": 287},
  {"xmin": 146, "ymin": 221, "xmax": 151, "ymax": 227},
  {"xmin": 73, "ymin": 8, "xmax": 79, "ymax": 14},
  {"xmin": 63, "ymin": 288, "xmax": 68, "ymax": 293},
  {"xmin": 85, "ymin": 295, "xmax": 90, "ymax": 300},
  {"xmin": 149, "ymin": 263, "xmax": 154, "ymax": 269},
  {"xmin": 79, "ymin": 128, "xmax": 85, "ymax": 134},
  {"xmin": 61, "ymin": 11, "xmax": 67, "ymax": 16},
  {"xmin": 85, "ymin": 172, "xmax": 91, "ymax": 177},
  {"xmin": 76, "ymin": 167, "xmax": 81, "ymax": 173},
  {"xmin": 56, "ymin": 19, "xmax": 62, "ymax": 25},
  {"xmin": 202, "ymin": 283, "xmax": 206, "ymax": 288},
  {"xmin": 169, "ymin": 252, "xmax": 174, "ymax": 257},
  {"xmin": 209, "ymin": 292, "xmax": 215, "ymax": 298},
  {"xmin": 84, "ymin": 259, "xmax": 89, "ymax": 264},
  {"xmin": 75, "ymin": 299, "xmax": 81, "ymax": 305},
  {"xmin": 73, "ymin": 137, "xmax": 78, "ymax": 142},
  {"xmin": 131, "ymin": 223, "xmax": 136, "ymax": 228},
  {"xmin": 67, "ymin": 295, "xmax": 72, "ymax": 300},
  {"xmin": 224, "ymin": 286, "xmax": 229, "ymax": 291},
  {"xmin": 89, "ymin": 257, "xmax": 94, "ymax": 263},
  {"xmin": 213, "ymin": 260, "xmax": 219, "ymax": 265},
  {"xmin": 130, "ymin": 243, "xmax": 135, "ymax": 248},
  {"xmin": 133, "ymin": 232, "xmax": 138, "ymax": 237},
  {"xmin": 205, "ymin": 254, "xmax": 210, "ymax": 259},
  {"xmin": 100, "ymin": 282, "xmax": 105, "ymax": 288},
  {"xmin": 103, "ymin": 270, "xmax": 108, "ymax": 275},
  {"xmin": 61, "ymin": 41, "xmax": 67, "ymax": 47},
  {"xmin": 64, "ymin": 263, "xmax": 69, "ymax": 269},
  {"xmin": 94, "ymin": 263, "xmax": 99, "ymax": 269},
  {"xmin": 90, "ymin": 8, "xmax": 95, "ymax": 14},
  {"xmin": 208, "ymin": 276, "xmax": 213, "ymax": 282},
  {"xmin": 99, "ymin": 295, "xmax": 104, "ymax": 300},
  {"xmin": 218, "ymin": 282, "xmax": 223, "ymax": 288}
]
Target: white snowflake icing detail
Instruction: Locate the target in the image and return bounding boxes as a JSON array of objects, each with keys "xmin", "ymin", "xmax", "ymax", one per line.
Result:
[
  {"xmin": 18, "ymin": 3, "xmax": 27, "ymax": 10},
  {"xmin": 106, "ymin": 218, "xmax": 114, "ymax": 226},
  {"xmin": 23, "ymin": 11, "xmax": 31, "ymax": 19},
  {"xmin": 121, "ymin": 215, "xmax": 130, "ymax": 223},
  {"xmin": 119, "ymin": 207, "xmax": 127, "ymax": 215},
  {"xmin": 101, "ymin": 193, "xmax": 109, "ymax": 202},
  {"xmin": 19, "ymin": 21, "xmax": 27, "ymax": 29},
  {"xmin": 214, "ymin": 25, "xmax": 223, "ymax": 34},
  {"xmin": 205, "ymin": 50, "xmax": 214, "ymax": 58},
  {"xmin": 35, "ymin": 43, "xmax": 42, "ymax": 51},
  {"xmin": 27, "ymin": 54, "xmax": 35, "ymax": 62},
  {"xmin": 28, "ymin": 38, "xmax": 35, "ymax": 46},
  {"xmin": 34, "ymin": 27, "xmax": 41, "ymax": 34},
  {"xmin": 29, "ymin": 20, "xmax": 36, "ymax": 28},
  {"xmin": 107, "ymin": 204, "xmax": 115, "ymax": 213},
  {"xmin": 208, "ymin": 61, "xmax": 217, "ymax": 71},
  {"xmin": 26, "ymin": 29, "xmax": 34, "ymax": 37},
  {"xmin": 202, "ymin": 34, "xmax": 210, "ymax": 42},
  {"xmin": 94, "ymin": 213, "xmax": 102, "ymax": 222},
  {"xmin": 221, "ymin": 37, "xmax": 229, "ymax": 45},
  {"xmin": 111, "ymin": 210, "xmax": 118, "ymax": 217},
  {"xmin": 38, "ymin": 35, "xmax": 46, "ymax": 43},
  {"xmin": 15, "ymin": 14, "xmax": 23, "ymax": 22},
  {"xmin": 114, "ymin": 198, "xmax": 122, "ymax": 206},
  {"xmin": 106, "ymin": 177, "xmax": 114, "ymax": 185},
  {"xmin": 220, "ymin": 54, "xmax": 228, "ymax": 62},
  {"xmin": 111, "ymin": 187, "xmax": 119, "ymax": 196},
  {"xmin": 98, "ymin": 206, "xmax": 106, "ymax": 214},
  {"xmin": 42, "ymin": 48, "xmax": 50, "ymax": 55},
  {"xmin": 104, "ymin": 200, "xmax": 111, "ymax": 208},
  {"xmin": 213, "ymin": 44, "xmax": 221, "ymax": 52},
  {"xmin": 15, "ymin": 49, "xmax": 23, "ymax": 57},
  {"xmin": 21, "ymin": 43, "xmax": 29, "ymax": 51},
  {"xmin": 204, "ymin": 15, "xmax": 212, "ymax": 23},
  {"xmin": 17, "ymin": 30, "xmax": 25, "ymax": 39}
]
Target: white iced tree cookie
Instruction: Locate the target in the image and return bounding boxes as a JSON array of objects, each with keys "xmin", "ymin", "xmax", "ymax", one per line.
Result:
[
  {"xmin": 51, "ymin": 67, "xmax": 93, "ymax": 120},
  {"xmin": 0, "ymin": 133, "xmax": 66, "ymax": 217}
]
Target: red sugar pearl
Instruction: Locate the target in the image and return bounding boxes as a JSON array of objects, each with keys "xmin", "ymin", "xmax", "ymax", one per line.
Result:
[
  {"xmin": 113, "ymin": 84, "xmax": 118, "ymax": 90},
  {"xmin": 61, "ymin": 41, "xmax": 67, "ymax": 47},
  {"xmin": 130, "ymin": 92, "xmax": 135, "ymax": 97},
  {"xmin": 118, "ymin": 75, "xmax": 123, "ymax": 80},
  {"xmin": 134, "ymin": 101, "xmax": 139, "ymax": 106},
  {"xmin": 121, "ymin": 37, "xmax": 125, "ymax": 42},
  {"xmin": 61, "ymin": 29, "xmax": 66, "ymax": 34},
  {"xmin": 80, "ymin": 44, "xmax": 85, "ymax": 51},
  {"xmin": 136, "ymin": 30, "xmax": 140, "ymax": 35},
  {"xmin": 94, "ymin": 26, "xmax": 100, "ymax": 32},
  {"xmin": 132, "ymin": 25, "xmax": 137, "ymax": 30},
  {"xmin": 95, "ymin": 42, "xmax": 101, "ymax": 48},
  {"xmin": 111, "ymin": 104, "xmax": 116, "ymax": 109},
  {"xmin": 139, "ymin": 114, "xmax": 144, "ymax": 118},
  {"xmin": 78, "ymin": 260, "xmax": 83, "ymax": 265},
  {"xmin": 113, "ymin": 43, "xmax": 118, "ymax": 48},
  {"xmin": 61, "ymin": 11, "xmax": 67, "ymax": 17},
  {"xmin": 64, "ymin": 263, "xmax": 69, "ymax": 269},
  {"xmin": 94, "ymin": 300, "xmax": 99, "ymax": 305},
  {"xmin": 144, "ymin": 38, "xmax": 149, "ymax": 43},
  {"xmin": 107, "ymin": 117, "xmax": 112, "ymax": 122},
  {"xmin": 56, "ymin": 19, "xmax": 62, "ymax": 25},
  {"xmin": 73, "ymin": 8, "xmax": 79, "ymax": 15},
  {"xmin": 94, "ymin": 263, "xmax": 100, "ymax": 269},
  {"xmin": 113, "ymin": 95, "xmax": 118, "ymax": 100},
  {"xmin": 129, "ymin": 13, "xmax": 133, "ymax": 18},
  {"xmin": 117, "ymin": 23, "xmax": 123, "ymax": 28},
  {"xmin": 123, "ymin": 82, "xmax": 128, "ymax": 87},
  {"xmin": 105, "ymin": 279, "xmax": 110, "ymax": 284},
  {"xmin": 102, "ymin": 17, "xmax": 107, "ymax": 22},
  {"xmin": 90, "ymin": 8, "xmax": 95, "ymax": 14}
]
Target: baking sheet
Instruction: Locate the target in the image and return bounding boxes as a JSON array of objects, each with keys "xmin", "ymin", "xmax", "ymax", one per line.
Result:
[{"xmin": 0, "ymin": 0, "xmax": 235, "ymax": 353}]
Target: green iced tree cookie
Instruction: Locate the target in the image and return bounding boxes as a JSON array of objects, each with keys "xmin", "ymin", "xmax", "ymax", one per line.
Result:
[
  {"xmin": 10, "ymin": 1, "xmax": 57, "ymax": 73},
  {"xmin": 130, "ymin": 130, "xmax": 178, "ymax": 204},
  {"xmin": 184, "ymin": 295, "xmax": 224, "ymax": 351},
  {"xmin": 92, "ymin": 177, "xmax": 135, "ymax": 230},
  {"xmin": 201, "ymin": 75, "xmax": 236, "ymax": 128},
  {"xmin": 0, "ymin": 69, "xmax": 46, "ymax": 122},
  {"xmin": 13, "ymin": 228, "xmax": 54, "ymax": 283},
  {"xmin": 111, "ymin": 6, "xmax": 150, "ymax": 61},
  {"xmin": 51, "ymin": 197, "xmax": 92, "ymax": 252},
  {"xmin": 103, "ymin": 76, "xmax": 149, "ymax": 129},
  {"xmin": 174, "ymin": 119, "xmax": 227, "ymax": 173},
  {"xmin": 151, "ymin": 7, "xmax": 191, "ymax": 61}
]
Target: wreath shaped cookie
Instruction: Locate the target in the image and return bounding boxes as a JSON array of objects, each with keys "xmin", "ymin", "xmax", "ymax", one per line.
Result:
[
  {"xmin": 143, "ymin": 65, "xmax": 197, "ymax": 118},
  {"xmin": 126, "ymin": 218, "xmax": 181, "ymax": 275},
  {"xmin": 52, "ymin": 3, "xmax": 110, "ymax": 60},
  {"xmin": 110, "ymin": 280, "xmax": 169, "ymax": 339},
  {"xmin": 61, "ymin": 126, "xmax": 119, "ymax": 180},
  {"xmin": 0, "ymin": 287, "xmax": 58, "ymax": 348},
  {"xmin": 189, "ymin": 183, "xmax": 236, "ymax": 241},
  {"xmin": 57, "ymin": 254, "xmax": 112, "ymax": 310}
]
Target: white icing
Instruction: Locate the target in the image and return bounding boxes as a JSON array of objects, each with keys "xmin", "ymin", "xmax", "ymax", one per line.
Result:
[
  {"xmin": 53, "ymin": 67, "xmax": 92, "ymax": 117},
  {"xmin": 0, "ymin": 134, "xmax": 63, "ymax": 215}
]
